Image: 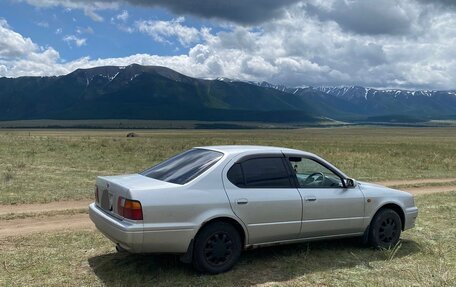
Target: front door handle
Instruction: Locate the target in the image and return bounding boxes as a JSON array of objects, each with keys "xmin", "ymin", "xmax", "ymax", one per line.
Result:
[
  {"xmin": 304, "ymin": 196, "xmax": 317, "ymax": 202},
  {"xmin": 236, "ymin": 198, "xmax": 248, "ymax": 205}
]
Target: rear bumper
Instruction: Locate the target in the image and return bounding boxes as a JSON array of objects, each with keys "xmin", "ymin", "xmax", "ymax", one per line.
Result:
[
  {"xmin": 89, "ymin": 203, "xmax": 196, "ymax": 254},
  {"xmin": 404, "ymin": 206, "xmax": 419, "ymax": 230},
  {"xmin": 89, "ymin": 203, "xmax": 144, "ymax": 252}
]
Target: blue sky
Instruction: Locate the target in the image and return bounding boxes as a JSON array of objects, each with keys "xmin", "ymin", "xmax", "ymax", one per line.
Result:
[
  {"xmin": 0, "ymin": 1, "xmax": 216, "ymax": 60},
  {"xmin": 0, "ymin": 0, "xmax": 456, "ymax": 90}
]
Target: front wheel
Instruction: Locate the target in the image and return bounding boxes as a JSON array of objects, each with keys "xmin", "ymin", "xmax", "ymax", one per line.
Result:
[
  {"xmin": 369, "ymin": 208, "xmax": 402, "ymax": 249},
  {"xmin": 192, "ymin": 222, "xmax": 242, "ymax": 274}
]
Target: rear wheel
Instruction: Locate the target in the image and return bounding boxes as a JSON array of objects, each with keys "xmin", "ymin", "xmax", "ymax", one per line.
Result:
[
  {"xmin": 192, "ymin": 222, "xmax": 242, "ymax": 274},
  {"xmin": 369, "ymin": 208, "xmax": 402, "ymax": 249}
]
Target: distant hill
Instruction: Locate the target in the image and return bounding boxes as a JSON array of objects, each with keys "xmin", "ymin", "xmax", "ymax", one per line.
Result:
[
  {"xmin": 0, "ymin": 64, "xmax": 318, "ymax": 122},
  {"xmin": 256, "ymin": 84, "xmax": 456, "ymax": 122},
  {"xmin": 1, "ymin": 65, "xmax": 455, "ymax": 124},
  {"xmin": 313, "ymin": 86, "xmax": 456, "ymax": 121}
]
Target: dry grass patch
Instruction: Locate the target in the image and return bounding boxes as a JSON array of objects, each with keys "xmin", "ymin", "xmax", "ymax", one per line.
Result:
[
  {"xmin": 0, "ymin": 191, "xmax": 454, "ymax": 286},
  {"xmin": 1, "ymin": 127, "xmax": 456, "ymax": 204}
]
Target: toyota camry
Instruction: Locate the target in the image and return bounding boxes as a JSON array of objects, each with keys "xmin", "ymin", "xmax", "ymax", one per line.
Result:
[{"xmin": 89, "ymin": 145, "xmax": 418, "ymax": 274}]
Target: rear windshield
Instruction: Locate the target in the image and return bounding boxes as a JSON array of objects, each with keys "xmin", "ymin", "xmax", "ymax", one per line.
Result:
[{"xmin": 140, "ymin": 149, "xmax": 223, "ymax": 185}]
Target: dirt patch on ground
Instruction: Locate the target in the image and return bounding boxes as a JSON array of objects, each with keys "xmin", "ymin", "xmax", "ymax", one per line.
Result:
[
  {"xmin": 401, "ymin": 185, "xmax": 456, "ymax": 195},
  {"xmin": 374, "ymin": 178, "xmax": 456, "ymax": 195},
  {"xmin": 375, "ymin": 178, "xmax": 456, "ymax": 187},
  {"xmin": 0, "ymin": 213, "xmax": 94, "ymax": 239}
]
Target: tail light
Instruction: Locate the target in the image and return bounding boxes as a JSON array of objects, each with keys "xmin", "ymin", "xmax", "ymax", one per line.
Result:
[
  {"xmin": 94, "ymin": 185, "xmax": 99, "ymax": 203},
  {"xmin": 117, "ymin": 197, "xmax": 143, "ymax": 220}
]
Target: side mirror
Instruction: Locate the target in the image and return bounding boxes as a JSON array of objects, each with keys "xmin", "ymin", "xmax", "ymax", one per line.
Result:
[{"xmin": 344, "ymin": 178, "xmax": 356, "ymax": 188}]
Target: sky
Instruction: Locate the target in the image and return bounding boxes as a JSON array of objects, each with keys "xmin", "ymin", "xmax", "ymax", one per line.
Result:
[{"xmin": 0, "ymin": 0, "xmax": 456, "ymax": 90}]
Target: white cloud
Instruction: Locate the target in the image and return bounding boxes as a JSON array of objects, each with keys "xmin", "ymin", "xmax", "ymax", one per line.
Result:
[
  {"xmin": 20, "ymin": 0, "xmax": 119, "ymax": 22},
  {"xmin": 111, "ymin": 10, "xmax": 132, "ymax": 33},
  {"xmin": 116, "ymin": 10, "xmax": 129, "ymax": 22},
  {"xmin": 0, "ymin": 19, "xmax": 38, "ymax": 58},
  {"xmin": 63, "ymin": 35, "xmax": 87, "ymax": 47},
  {"xmin": 136, "ymin": 17, "xmax": 204, "ymax": 46}
]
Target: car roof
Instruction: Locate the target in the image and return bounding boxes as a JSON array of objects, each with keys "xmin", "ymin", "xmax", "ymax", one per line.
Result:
[
  {"xmin": 194, "ymin": 145, "xmax": 349, "ymax": 179},
  {"xmin": 195, "ymin": 145, "xmax": 315, "ymax": 157}
]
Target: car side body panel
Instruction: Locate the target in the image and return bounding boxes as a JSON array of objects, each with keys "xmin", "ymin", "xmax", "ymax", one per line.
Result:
[
  {"xmin": 221, "ymin": 152, "xmax": 303, "ymax": 244},
  {"xmin": 298, "ymin": 186, "xmax": 366, "ymax": 238}
]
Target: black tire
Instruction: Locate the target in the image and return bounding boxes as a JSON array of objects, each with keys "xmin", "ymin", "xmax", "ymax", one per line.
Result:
[
  {"xmin": 192, "ymin": 222, "xmax": 242, "ymax": 274},
  {"xmin": 369, "ymin": 208, "xmax": 402, "ymax": 249}
]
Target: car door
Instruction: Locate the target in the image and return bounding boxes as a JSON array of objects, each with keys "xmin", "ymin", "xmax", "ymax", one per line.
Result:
[
  {"xmin": 286, "ymin": 156, "xmax": 365, "ymax": 238},
  {"xmin": 223, "ymin": 155, "xmax": 303, "ymax": 244}
]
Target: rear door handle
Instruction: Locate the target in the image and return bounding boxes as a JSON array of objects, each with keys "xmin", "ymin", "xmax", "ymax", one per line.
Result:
[
  {"xmin": 236, "ymin": 198, "xmax": 248, "ymax": 205},
  {"xmin": 304, "ymin": 196, "xmax": 317, "ymax": 202}
]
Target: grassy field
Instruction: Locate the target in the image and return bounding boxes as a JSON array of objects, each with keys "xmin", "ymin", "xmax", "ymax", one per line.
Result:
[
  {"xmin": 0, "ymin": 127, "xmax": 455, "ymax": 286},
  {"xmin": 1, "ymin": 127, "xmax": 456, "ymax": 204},
  {"xmin": 0, "ymin": 191, "xmax": 454, "ymax": 287}
]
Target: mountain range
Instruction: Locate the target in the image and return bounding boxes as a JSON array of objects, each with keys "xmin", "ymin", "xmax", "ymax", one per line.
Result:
[{"xmin": 0, "ymin": 64, "xmax": 455, "ymax": 123}]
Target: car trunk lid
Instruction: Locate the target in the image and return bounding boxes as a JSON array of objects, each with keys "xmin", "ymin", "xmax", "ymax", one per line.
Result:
[{"xmin": 95, "ymin": 174, "xmax": 176, "ymax": 218}]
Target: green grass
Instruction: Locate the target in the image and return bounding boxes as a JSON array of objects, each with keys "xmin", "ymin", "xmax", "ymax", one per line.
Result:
[
  {"xmin": 0, "ymin": 191, "xmax": 454, "ymax": 286},
  {"xmin": 1, "ymin": 127, "xmax": 456, "ymax": 204}
]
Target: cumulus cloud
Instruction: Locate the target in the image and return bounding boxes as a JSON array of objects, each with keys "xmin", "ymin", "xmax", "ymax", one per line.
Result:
[
  {"xmin": 20, "ymin": 0, "xmax": 119, "ymax": 21},
  {"xmin": 123, "ymin": 0, "xmax": 300, "ymax": 25},
  {"xmin": 0, "ymin": 19, "xmax": 37, "ymax": 58},
  {"xmin": 306, "ymin": 0, "xmax": 421, "ymax": 35},
  {"xmin": 20, "ymin": 0, "xmax": 300, "ymax": 25},
  {"xmin": 63, "ymin": 35, "xmax": 87, "ymax": 47},
  {"xmin": 136, "ymin": 17, "xmax": 205, "ymax": 46},
  {"xmin": 416, "ymin": 0, "xmax": 456, "ymax": 8},
  {"xmin": 0, "ymin": 19, "xmax": 65, "ymax": 76}
]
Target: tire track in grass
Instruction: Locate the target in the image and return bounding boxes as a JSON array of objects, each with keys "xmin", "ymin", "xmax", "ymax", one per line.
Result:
[
  {"xmin": 0, "ymin": 214, "xmax": 94, "ymax": 239},
  {"xmin": 375, "ymin": 178, "xmax": 456, "ymax": 187}
]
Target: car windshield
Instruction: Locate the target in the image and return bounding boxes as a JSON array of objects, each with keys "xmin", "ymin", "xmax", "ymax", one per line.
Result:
[{"xmin": 140, "ymin": 148, "xmax": 223, "ymax": 185}]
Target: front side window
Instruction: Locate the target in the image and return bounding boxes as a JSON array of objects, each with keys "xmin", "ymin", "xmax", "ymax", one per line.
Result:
[
  {"xmin": 228, "ymin": 157, "xmax": 293, "ymax": 188},
  {"xmin": 141, "ymin": 149, "xmax": 223, "ymax": 185},
  {"xmin": 288, "ymin": 157, "xmax": 343, "ymax": 188}
]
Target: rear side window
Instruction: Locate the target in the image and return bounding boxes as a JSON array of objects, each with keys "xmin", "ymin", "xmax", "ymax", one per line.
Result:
[
  {"xmin": 141, "ymin": 149, "xmax": 223, "ymax": 185},
  {"xmin": 227, "ymin": 163, "xmax": 245, "ymax": 187},
  {"xmin": 228, "ymin": 157, "xmax": 293, "ymax": 188}
]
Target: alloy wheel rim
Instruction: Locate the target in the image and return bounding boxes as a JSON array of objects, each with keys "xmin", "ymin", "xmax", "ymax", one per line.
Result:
[
  {"xmin": 378, "ymin": 217, "xmax": 399, "ymax": 243},
  {"xmin": 203, "ymin": 232, "xmax": 233, "ymax": 266}
]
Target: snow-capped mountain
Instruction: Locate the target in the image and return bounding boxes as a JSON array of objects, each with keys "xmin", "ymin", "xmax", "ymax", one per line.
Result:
[
  {"xmin": 257, "ymin": 82, "xmax": 456, "ymax": 121},
  {"xmin": 315, "ymin": 86, "xmax": 456, "ymax": 100},
  {"xmin": 1, "ymin": 65, "xmax": 455, "ymax": 123}
]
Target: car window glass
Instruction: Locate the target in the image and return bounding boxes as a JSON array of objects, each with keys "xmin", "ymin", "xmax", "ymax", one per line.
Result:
[
  {"xmin": 141, "ymin": 149, "xmax": 223, "ymax": 185},
  {"xmin": 239, "ymin": 157, "xmax": 293, "ymax": 188},
  {"xmin": 289, "ymin": 157, "xmax": 343, "ymax": 188},
  {"xmin": 227, "ymin": 163, "xmax": 245, "ymax": 187}
]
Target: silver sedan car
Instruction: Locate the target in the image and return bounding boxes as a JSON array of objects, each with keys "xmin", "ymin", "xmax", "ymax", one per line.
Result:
[{"xmin": 89, "ymin": 145, "xmax": 418, "ymax": 274}]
